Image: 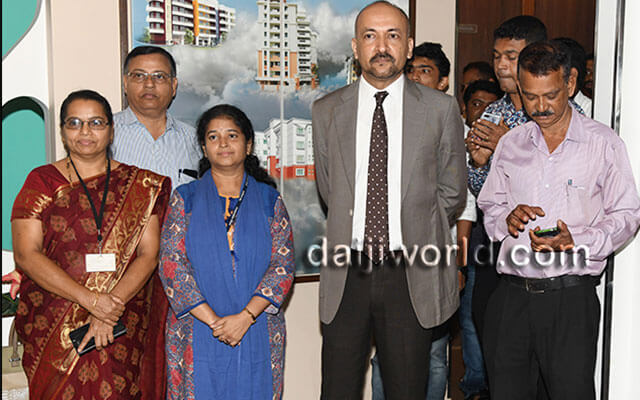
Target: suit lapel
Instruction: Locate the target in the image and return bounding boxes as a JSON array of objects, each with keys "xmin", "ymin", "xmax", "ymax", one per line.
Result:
[
  {"xmin": 402, "ymin": 81, "xmax": 427, "ymax": 200},
  {"xmin": 335, "ymin": 82, "xmax": 359, "ymax": 193}
]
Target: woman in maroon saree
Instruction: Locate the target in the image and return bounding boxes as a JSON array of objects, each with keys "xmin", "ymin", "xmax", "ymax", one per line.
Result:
[{"xmin": 11, "ymin": 90, "xmax": 170, "ymax": 399}]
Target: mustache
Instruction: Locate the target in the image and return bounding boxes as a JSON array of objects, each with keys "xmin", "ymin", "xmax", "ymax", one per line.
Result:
[
  {"xmin": 370, "ymin": 53, "xmax": 395, "ymax": 63},
  {"xmin": 531, "ymin": 110, "xmax": 554, "ymax": 117}
]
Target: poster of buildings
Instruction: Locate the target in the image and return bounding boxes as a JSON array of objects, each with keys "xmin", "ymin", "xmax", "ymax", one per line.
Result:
[{"xmin": 131, "ymin": 0, "xmax": 409, "ymax": 275}]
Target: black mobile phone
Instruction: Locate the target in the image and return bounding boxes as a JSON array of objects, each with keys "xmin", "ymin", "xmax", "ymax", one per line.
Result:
[
  {"xmin": 69, "ymin": 320, "xmax": 127, "ymax": 355},
  {"xmin": 534, "ymin": 227, "xmax": 560, "ymax": 238}
]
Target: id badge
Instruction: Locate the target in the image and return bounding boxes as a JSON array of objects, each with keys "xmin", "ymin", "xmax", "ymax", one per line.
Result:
[{"xmin": 85, "ymin": 253, "xmax": 116, "ymax": 272}]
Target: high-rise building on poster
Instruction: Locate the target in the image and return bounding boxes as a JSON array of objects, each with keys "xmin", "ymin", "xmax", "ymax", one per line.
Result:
[
  {"xmin": 146, "ymin": 0, "xmax": 235, "ymax": 46},
  {"xmin": 254, "ymin": 118, "xmax": 315, "ymax": 180},
  {"xmin": 256, "ymin": 0, "xmax": 319, "ymax": 91}
]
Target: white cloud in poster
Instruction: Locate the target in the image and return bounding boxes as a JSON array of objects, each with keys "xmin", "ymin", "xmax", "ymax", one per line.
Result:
[
  {"xmin": 310, "ymin": 0, "xmax": 410, "ymax": 63},
  {"xmin": 168, "ymin": 12, "xmax": 260, "ymax": 97},
  {"xmin": 309, "ymin": 0, "xmax": 410, "ymax": 79},
  {"xmin": 311, "ymin": 3, "xmax": 358, "ymax": 65}
]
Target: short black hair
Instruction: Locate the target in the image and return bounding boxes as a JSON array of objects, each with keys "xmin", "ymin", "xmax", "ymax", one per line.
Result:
[
  {"xmin": 123, "ymin": 45, "xmax": 176, "ymax": 77},
  {"xmin": 552, "ymin": 37, "xmax": 587, "ymax": 92},
  {"xmin": 518, "ymin": 41, "xmax": 572, "ymax": 83},
  {"xmin": 408, "ymin": 42, "xmax": 450, "ymax": 78},
  {"xmin": 494, "ymin": 16, "xmax": 547, "ymax": 45},
  {"xmin": 463, "ymin": 80, "xmax": 503, "ymax": 105},
  {"xmin": 463, "ymin": 61, "xmax": 497, "ymax": 82},
  {"xmin": 355, "ymin": 1, "xmax": 411, "ymax": 37}
]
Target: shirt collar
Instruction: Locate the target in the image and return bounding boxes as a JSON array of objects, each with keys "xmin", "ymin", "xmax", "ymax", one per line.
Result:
[
  {"xmin": 122, "ymin": 106, "xmax": 176, "ymax": 131},
  {"xmin": 529, "ymin": 105, "xmax": 585, "ymax": 149},
  {"xmin": 359, "ymin": 74, "xmax": 405, "ymax": 102},
  {"xmin": 564, "ymin": 106, "xmax": 585, "ymax": 142},
  {"xmin": 121, "ymin": 107, "xmax": 139, "ymax": 125}
]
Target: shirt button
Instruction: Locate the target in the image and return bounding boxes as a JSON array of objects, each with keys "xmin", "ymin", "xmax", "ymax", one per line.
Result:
[
  {"xmin": 545, "ymin": 184, "xmax": 549, "ymax": 188},
  {"xmin": 549, "ymin": 157, "xmax": 553, "ymax": 161}
]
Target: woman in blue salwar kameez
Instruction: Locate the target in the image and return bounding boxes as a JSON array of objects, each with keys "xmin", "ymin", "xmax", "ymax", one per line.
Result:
[{"xmin": 159, "ymin": 105, "xmax": 295, "ymax": 399}]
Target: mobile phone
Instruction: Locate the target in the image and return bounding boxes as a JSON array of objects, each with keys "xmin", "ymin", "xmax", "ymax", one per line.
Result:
[
  {"xmin": 480, "ymin": 111, "xmax": 501, "ymax": 125},
  {"xmin": 69, "ymin": 320, "xmax": 127, "ymax": 355},
  {"xmin": 533, "ymin": 227, "xmax": 560, "ymax": 238}
]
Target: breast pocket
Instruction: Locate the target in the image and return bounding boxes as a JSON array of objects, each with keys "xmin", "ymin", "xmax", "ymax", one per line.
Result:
[{"xmin": 565, "ymin": 184, "xmax": 597, "ymax": 226}]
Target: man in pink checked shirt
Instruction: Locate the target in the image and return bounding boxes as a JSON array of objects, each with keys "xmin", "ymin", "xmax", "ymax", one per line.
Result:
[{"xmin": 477, "ymin": 41, "xmax": 640, "ymax": 400}]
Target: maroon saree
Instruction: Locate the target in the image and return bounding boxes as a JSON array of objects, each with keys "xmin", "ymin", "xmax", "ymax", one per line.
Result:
[{"xmin": 11, "ymin": 163, "xmax": 170, "ymax": 399}]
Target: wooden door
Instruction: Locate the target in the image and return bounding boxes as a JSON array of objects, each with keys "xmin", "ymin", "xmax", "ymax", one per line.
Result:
[{"xmin": 455, "ymin": 0, "xmax": 595, "ymax": 104}]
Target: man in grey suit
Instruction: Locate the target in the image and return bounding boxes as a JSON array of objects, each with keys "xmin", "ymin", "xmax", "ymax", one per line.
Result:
[{"xmin": 312, "ymin": 1, "xmax": 467, "ymax": 399}]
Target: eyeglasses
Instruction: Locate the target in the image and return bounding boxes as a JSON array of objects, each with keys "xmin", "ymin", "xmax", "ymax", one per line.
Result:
[
  {"xmin": 126, "ymin": 71, "xmax": 174, "ymax": 84},
  {"xmin": 64, "ymin": 117, "xmax": 110, "ymax": 131}
]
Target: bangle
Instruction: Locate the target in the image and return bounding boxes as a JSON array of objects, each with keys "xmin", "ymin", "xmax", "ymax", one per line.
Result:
[
  {"xmin": 243, "ymin": 307, "xmax": 257, "ymax": 324},
  {"xmin": 91, "ymin": 291, "xmax": 99, "ymax": 308}
]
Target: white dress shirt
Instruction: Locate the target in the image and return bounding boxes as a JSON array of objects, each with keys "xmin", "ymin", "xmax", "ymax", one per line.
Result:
[
  {"xmin": 352, "ymin": 75, "xmax": 404, "ymax": 251},
  {"xmin": 573, "ymin": 91, "xmax": 593, "ymax": 118}
]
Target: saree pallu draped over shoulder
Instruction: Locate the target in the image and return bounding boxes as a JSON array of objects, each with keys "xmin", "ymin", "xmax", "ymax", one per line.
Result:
[{"xmin": 11, "ymin": 164, "xmax": 171, "ymax": 400}]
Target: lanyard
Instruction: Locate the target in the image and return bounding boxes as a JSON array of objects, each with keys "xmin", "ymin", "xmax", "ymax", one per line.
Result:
[
  {"xmin": 69, "ymin": 157, "xmax": 111, "ymax": 253},
  {"xmin": 225, "ymin": 177, "xmax": 248, "ymax": 232}
]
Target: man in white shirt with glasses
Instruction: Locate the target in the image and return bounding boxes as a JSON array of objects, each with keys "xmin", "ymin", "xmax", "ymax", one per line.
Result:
[{"xmin": 113, "ymin": 46, "xmax": 201, "ymax": 190}]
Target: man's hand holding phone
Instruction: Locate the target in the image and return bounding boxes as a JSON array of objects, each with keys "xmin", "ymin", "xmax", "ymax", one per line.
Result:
[
  {"xmin": 465, "ymin": 134, "xmax": 493, "ymax": 167},
  {"xmin": 506, "ymin": 204, "xmax": 546, "ymax": 238},
  {"xmin": 469, "ymin": 112, "xmax": 509, "ymax": 151},
  {"xmin": 529, "ymin": 220, "xmax": 575, "ymax": 252}
]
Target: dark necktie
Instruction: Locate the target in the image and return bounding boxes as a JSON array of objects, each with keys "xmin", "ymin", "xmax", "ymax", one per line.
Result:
[{"xmin": 364, "ymin": 91, "xmax": 389, "ymax": 263}]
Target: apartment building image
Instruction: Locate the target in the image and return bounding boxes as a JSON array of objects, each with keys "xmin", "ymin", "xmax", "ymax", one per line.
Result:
[
  {"xmin": 344, "ymin": 56, "xmax": 360, "ymax": 85},
  {"xmin": 146, "ymin": 0, "xmax": 235, "ymax": 46},
  {"xmin": 254, "ymin": 118, "xmax": 315, "ymax": 180},
  {"xmin": 256, "ymin": 0, "xmax": 319, "ymax": 91}
]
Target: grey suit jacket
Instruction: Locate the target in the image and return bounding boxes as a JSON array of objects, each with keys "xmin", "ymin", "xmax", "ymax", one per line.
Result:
[{"xmin": 311, "ymin": 78, "xmax": 467, "ymax": 329}]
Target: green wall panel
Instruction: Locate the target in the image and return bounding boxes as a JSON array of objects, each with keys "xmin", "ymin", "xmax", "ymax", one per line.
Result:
[
  {"xmin": 2, "ymin": 0, "xmax": 39, "ymax": 57},
  {"xmin": 2, "ymin": 100, "xmax": 47, "ymax": 250},
  {"xmin": 2, "ymin": 1, "xmax": 47, "ymax": 251}
]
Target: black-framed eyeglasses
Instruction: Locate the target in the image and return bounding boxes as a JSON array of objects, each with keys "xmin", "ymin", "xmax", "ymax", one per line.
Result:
[
  {"xmin": 64, "ymin": 117, "xmax": 110, "ymax": 131},
  {"xmin": 126, "ymin": 71, "xmax": 174, "ymax": 84}
]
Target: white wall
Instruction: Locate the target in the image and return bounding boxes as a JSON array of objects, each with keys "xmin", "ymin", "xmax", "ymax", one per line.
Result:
[
  {"xmin": 414, "ymin": 1, "xmax": 457, "ymax": 96},
  {"xmin": 282, "ymin": 281, "xmax": 322, "ymax": 398},
  {"xmin": 591, "ymin": 0, "xmax": 640, "ymax": 398},
  {"xmin": 606, "ymin": 0, "xmax": 640, "ymax": 398},
  {"xmin": 48, "ymin": 0, "xmax": 122, "ymax": 158}
]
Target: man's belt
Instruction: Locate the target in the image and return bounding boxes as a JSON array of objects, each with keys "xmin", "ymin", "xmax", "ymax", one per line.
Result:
[{"xmin": 502, "ymin": 274, "xmax": 598, "ymax": 294}]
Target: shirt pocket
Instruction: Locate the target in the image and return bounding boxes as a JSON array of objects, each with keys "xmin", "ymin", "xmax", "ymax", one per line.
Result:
[{"xmin": 565, "ymin": 184, "xmax": 597, "ymax": 226}]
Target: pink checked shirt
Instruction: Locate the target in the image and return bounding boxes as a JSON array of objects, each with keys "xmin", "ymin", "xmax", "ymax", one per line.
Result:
[{"xmin": 477, "ymin": 109, "xmax": 640, "ymax": 278}]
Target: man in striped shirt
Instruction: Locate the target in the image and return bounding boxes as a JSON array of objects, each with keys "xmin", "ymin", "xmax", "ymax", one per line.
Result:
[
  {"xmin": 478, "ymin": 41, "xmax": 640, "ymax": 400},
  {"xmin": 113, "ymin": 46, "xmax": 201, "ymax": 190}
]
